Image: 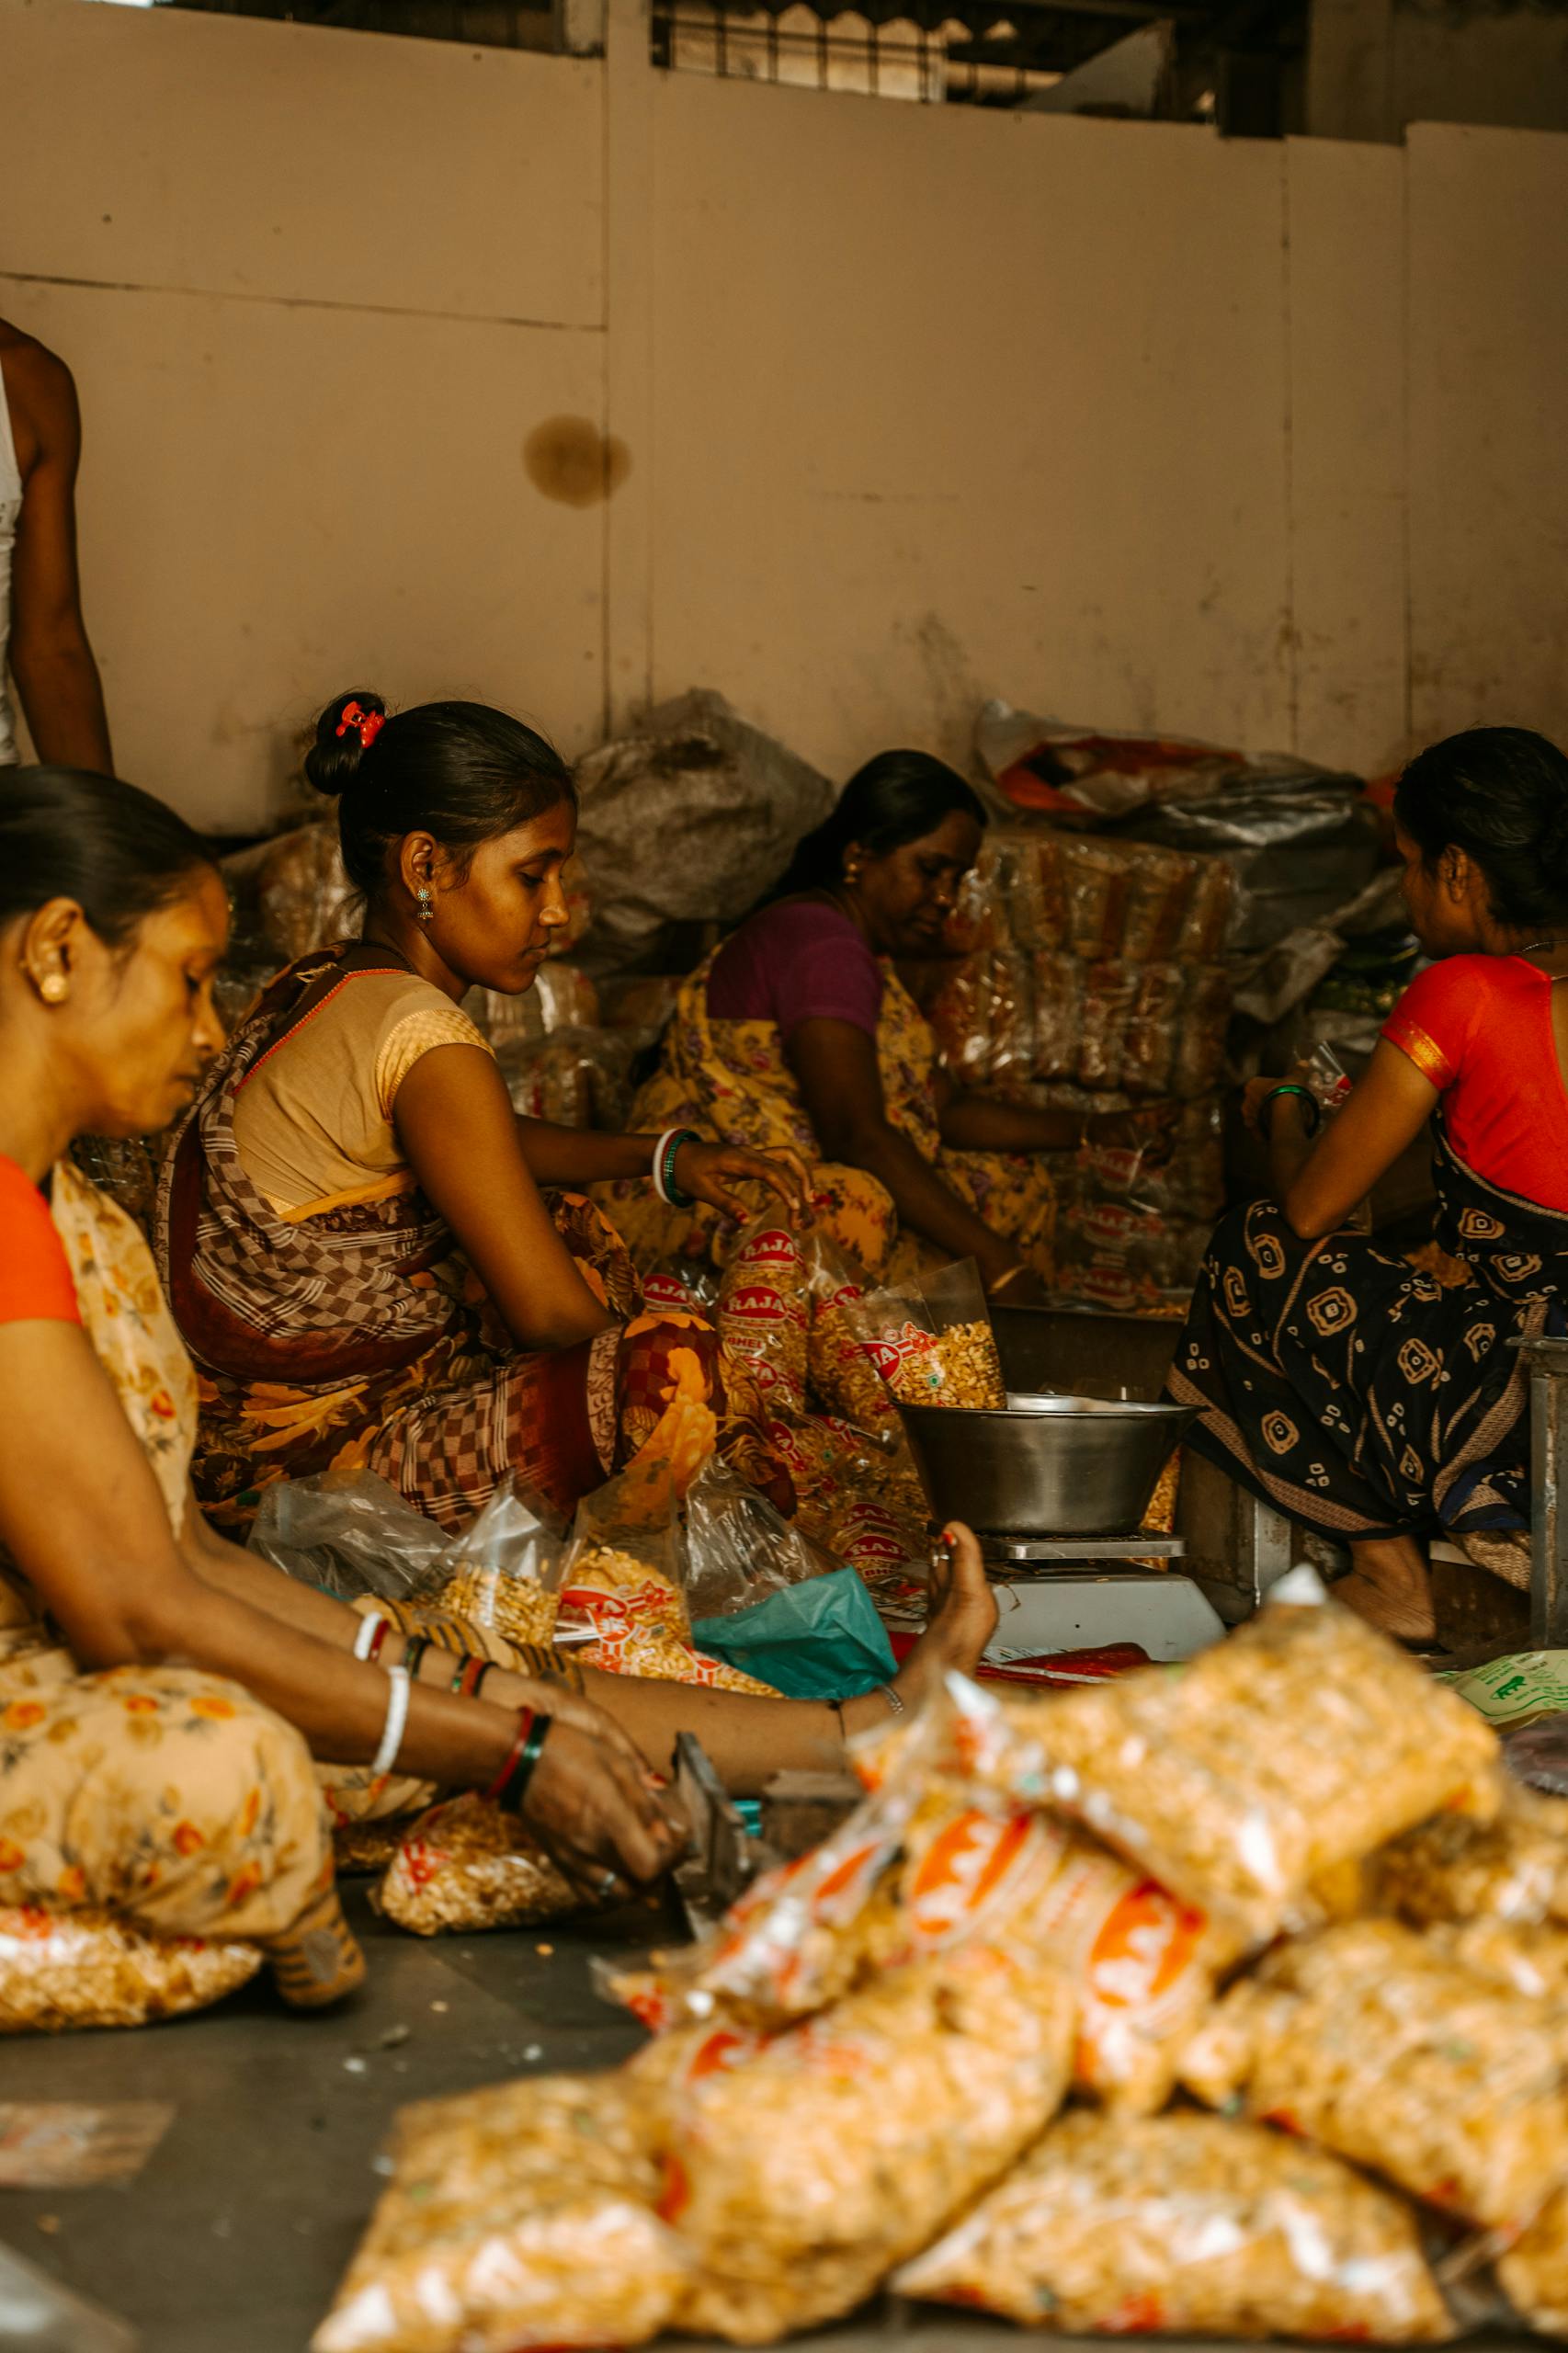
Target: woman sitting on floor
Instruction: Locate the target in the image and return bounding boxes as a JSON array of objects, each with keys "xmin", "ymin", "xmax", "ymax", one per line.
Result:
[
  {"xmin": 1170, "ymin": 725, "xmax": 1568, "ymax": 1643},
  {"xmin": 159, "ymin": 692, "xmax": 811, "ymax": 1535},
  {"xmin": 604, "ymin": 750, "xmax": 1143, "ymax": 1297},
  {"xmin": 0, "ymin": 766, "xmax": 995, "ymax": 2012}
]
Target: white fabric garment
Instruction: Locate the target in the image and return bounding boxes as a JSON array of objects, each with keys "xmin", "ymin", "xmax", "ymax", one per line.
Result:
[{"xmin": 0, "ymin": 363, "xmax": 20, "ymax": 767}]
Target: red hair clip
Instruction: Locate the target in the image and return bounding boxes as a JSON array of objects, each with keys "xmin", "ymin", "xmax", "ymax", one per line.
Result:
[{"xmin": 335, "ymin": 699, "xmax": 385, "ymax": 751}]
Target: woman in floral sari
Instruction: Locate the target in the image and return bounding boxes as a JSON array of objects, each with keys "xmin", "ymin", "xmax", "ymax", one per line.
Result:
[
  {"xmin": 1172, "ymin": 727, "xmax": 1568, "ymax": 1643},
  {"xmin": 0, "ymin": 766, "xmax": 997, "ymax": 2021},
  {"xmin": 603, "ymin": 752, "xmax": 1148, "ymax": 1294}
]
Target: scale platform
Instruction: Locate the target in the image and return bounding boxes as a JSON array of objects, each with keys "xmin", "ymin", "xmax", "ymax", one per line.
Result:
[{"xmin": 976, "ymin": 1528, "xmax": 1223, "ymax": 1664}]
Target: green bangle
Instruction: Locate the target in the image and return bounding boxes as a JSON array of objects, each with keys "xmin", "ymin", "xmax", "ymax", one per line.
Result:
[
  {"xmin": 1263, "ymin": 1083, "xmax": 1320, "ymax": 1137},
  {"xmin": 498, "ymin": 1713, "xmax": 553, "ymax": 1813},
  {"xmin": 401, "ymin": 1634, "xmax": 430, "ymax": 1684},
  {"xmin": 662, "ymin": 1128, "xmax": 701, "ymax": 1211}
]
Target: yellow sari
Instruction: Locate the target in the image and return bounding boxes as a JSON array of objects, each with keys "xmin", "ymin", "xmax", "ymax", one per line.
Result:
[{"xmin": 598, "ymin": 949, "xmax": 1056, "ymax": 1283}]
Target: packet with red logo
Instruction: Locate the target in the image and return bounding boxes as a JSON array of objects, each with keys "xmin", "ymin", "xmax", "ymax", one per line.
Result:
[
  {"xmin": 556, "ymin": 1460, "xmax": 779, "ymax": 1697},
  {"xmin": 840, "ymin": 1256, "xmax": 1006, "ymax": 1412},
  {"xmin": 896, "ymin": 2111, "xmax": 1454, "ymax": 2342},
  {"xmin": 640, "ymin": 1256, "xmax": 720, "ymax": 1316},
  {"xmin": 664, "ymin": 1941, "xmax": 1076, "ymax": 2344},
  {"xmin": 716, "ymin": 1219, "xmax": 810, "ymax": 1416},
  {"xmin": 802, "ymin": 1230, "xmax": 904, "ymax": 1442},
  {"xmin": 378, "ymin": 1793, "xmax": 593, "ymax": 1937}
]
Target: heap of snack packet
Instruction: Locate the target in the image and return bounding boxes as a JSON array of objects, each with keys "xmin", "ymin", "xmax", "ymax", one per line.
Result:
[
  {"xmin": 314, "ymin": 1574, "xmax": 1568, "ymax": 2352},
  {"xmin": 926, "ymin": 828, "xmax": 1231, "ymax": 1311}
]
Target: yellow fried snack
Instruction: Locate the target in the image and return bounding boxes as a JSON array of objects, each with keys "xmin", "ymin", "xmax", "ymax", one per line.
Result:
[
  {"xmin": 897, "ymin": 2111, "xmax": 1454, "ymax": 2341},
  {"xmin": 1373, "ymin": 1779, "xmax": 1568, "ymax": 1929},
  {"xmin": 0, "ymin": 1903, "xmax": 262, "ymax": 2033},
  {"xmin": 438, "ymin": 1564, "xmax": 558, "ymax": 1650},
  {"xmin": 1499, "ymin": 2185, "xmax": 1568, "ymax": 2333},
  {"xmin": 312, "ymin": 2072, "xmax": 686, "ymax": 2353},
  {"xmin": 559, "ymin": 1545, "xmax": 778, "ymax": 1696},
  {"xmin": 981, "ymin": 1590, "xmax": 1498, "ymax": 1939},
  {"xmin": 1179, "ymin": 1918, "xmax": 1568, "ymax": 2231},
  {"xmin": 1425, "ymin": 1915, "xmax": 1568, "ymax": 2006},
  {"xmin": 887, "ymin": 1318, "xmax": 1006, "ymax": 1410},
  {"xmin": 665, "ymin": 1943, "xmax": 1076, "ymax": 2344},
  {"xmin": 378, "ymin": 1796, "xmax": 592, "ymax": 1938}
]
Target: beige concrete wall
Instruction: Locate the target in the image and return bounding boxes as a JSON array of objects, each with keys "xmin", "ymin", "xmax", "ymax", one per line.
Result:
[
  {"xmin": 1407, "ymin": 122, "xmax": 1568, "ymax": 749},
  {"xmin": 1, "ymin": 0, "xmax": 607, "ymax": 830},
  {"xmin": 6, "ymin": 0, "xmax": 1568, "ymax": 832},
  {"xmin": 647, "ymin": 79, "xmax": 1297, "ymax": 779}
]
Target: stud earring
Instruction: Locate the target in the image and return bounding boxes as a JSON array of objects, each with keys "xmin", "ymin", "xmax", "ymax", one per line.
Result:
[
  {"xmin": 844, "ymin": 864, "xmax": 861, "ymax": 887},
  {"xmin": 415, "ymin": 886, "xmax": 435, "ymax": 926},
  {"xmin": 40, "ymin": 974, "xmax": 67, "ymax": 1004}
]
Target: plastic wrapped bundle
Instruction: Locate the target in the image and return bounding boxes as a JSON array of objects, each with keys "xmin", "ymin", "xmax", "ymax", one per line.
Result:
[
  {"xmin": 896, "ymin": 2111, "xmax": 1454, "ymax": 2341},
  {"xmin": 926, "ymin": 947, "xmax": 1035, "ymax": 1086},
  {"xmin": 1030, "ymin": 951, "xmax": 1087, "ymax": 1083},
  {"xmin": 436, "ymin": 1480, "xmax": 564, "ymax": 1652},
  {"xmin": 1499, "ymin": 2187, "xmax": 1568, "ymax": 2334},
  {"xmin": 1179, "ymin": 1918, "xmax": 1568, "ymax": 2231},
  {"xmin": 378, "ymin": 1796, "xmax": 593, "ymax": 1938},
  {"xmin": 312, "ymin": 2072, "xmax": 685, "ymax": 2353},
  {"xmin": 221, "ymin": 823, "xmax": 352, "ymax": 964},
  {"xmin": 716, "ymin": 1222, "xmax": 810, "ymax": 1417},
  {"xmin": 479, "ymin": 963, "xmax": 599, "ymax": 1047},
  {"xmin": 665, "ymin": 1942, "xmax": 1076, "ymax": 2344},
  {"xmin": 802, "ymin": 1231, "xmax": 904, "ymax": 1444},
  {"xmin": 841, "ymin": 1257, "xmax": 1005, "ymax": 1411},
  {"xmin": 0, "ymin": 1903, "xmax": 261, "ymax": 2033},
  {"xmin": 1371, "ymin": 1781, "xmax": 1568, "ymax": 1931},
  {"xmin": 954, "ymin": 1580, "xmax": 1500, "ymax": 1942}
]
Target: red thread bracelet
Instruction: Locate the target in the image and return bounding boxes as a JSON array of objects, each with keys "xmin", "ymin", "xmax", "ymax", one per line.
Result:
[
  {"xmin": 366, "ymin": 1619, "xmax": 392, "ymax": 1665},
  {"xmin": 484, "ymin": 1708, "xmax": 536, "ymax": 1801}
]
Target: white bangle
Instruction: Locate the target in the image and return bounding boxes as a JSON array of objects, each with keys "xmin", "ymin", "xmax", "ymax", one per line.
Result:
[
  {"xmin": 652, "ymin": 1125, "xmax": 684, "ymax": 1206},
  {"xmin": 353, "ymin": 1610, "xmax": 387, "ymax": 1662},
  {"xmin": 371, "ymin": 1665, "xmax": 412, "ymax": 1777}
]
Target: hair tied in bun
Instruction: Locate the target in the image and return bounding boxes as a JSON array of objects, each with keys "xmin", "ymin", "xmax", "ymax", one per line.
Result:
[{"xmin": 335, "ymin": 699, "xmax": 385, "ymax": 751}]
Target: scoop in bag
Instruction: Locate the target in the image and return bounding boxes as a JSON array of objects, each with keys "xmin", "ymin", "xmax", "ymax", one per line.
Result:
[
  {"xmin": 840, "ymin": 1256, "xmax": 1006, "ymax": 1410},
  {"xmin": 896, "ymin": 2109, "xmax": 1455, "ymax": 2342}
]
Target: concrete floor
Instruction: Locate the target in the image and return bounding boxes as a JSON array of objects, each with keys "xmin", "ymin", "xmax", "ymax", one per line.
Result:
[{"xmin": 0, "ymin": 1883, "xmax": 1534, "ymax": 2353}]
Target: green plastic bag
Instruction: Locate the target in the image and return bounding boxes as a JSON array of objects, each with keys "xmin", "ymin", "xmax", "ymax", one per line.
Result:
[{"xmin": 691, "ymin": 1567, "xmax": 896, "ymax": 1699}]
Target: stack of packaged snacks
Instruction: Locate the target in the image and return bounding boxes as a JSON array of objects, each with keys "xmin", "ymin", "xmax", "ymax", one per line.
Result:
[
  {"xmin": 378, "ymin": 1795, "xmax": 594, "ymax": 1938},
  {"xmin": 716, "ymin": 1221, "xmax": 810, "ymax": 1417}
]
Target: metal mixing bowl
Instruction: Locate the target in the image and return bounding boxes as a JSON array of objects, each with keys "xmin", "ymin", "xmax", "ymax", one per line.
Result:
[{"xmin": 897, "ymin": 1393, "xmax": 1198, "ymax": 1537}]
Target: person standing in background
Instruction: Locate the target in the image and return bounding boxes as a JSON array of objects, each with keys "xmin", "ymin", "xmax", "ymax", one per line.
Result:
[{"xmin": 0, "ymin": 317, "xmax": 112, "ymax": 774}]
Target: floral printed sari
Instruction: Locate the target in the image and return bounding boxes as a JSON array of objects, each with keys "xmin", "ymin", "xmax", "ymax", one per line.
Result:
[{"xmin": 597, "ymin": 949, "xmax": 1056, "ymax": 1283}]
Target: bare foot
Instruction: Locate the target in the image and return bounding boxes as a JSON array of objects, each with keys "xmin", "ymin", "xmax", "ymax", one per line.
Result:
[
  {"xmin": 890, "ymin": 1522, "xmax": 999, "ymax": 1711},
  {"xmin": 1335, "ymin": 1536, "xmax": 1437, "ymax": 1644}
]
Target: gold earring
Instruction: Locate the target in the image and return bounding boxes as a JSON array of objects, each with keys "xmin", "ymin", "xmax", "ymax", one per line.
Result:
[
  {"xmin": 40, "ymin": 974, "xmax": 67, "ymax": 1004},
  {"xmin": 415, "ymin": 885, "xmax": 435, "ymax": 926},
  {"xmin": 845, "ymin": 864, "xmax": 861, "ymax": 887}
]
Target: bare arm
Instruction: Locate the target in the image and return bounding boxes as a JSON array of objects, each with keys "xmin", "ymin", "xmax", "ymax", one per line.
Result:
[
  {"xmin": 1246, "ymin": 1042, "xmax": 1437, "ymax": 1240},
  {"xmin": 516, "ymin": 1116, "xmax": 807, "ymax": 1222},
  {"xmin": 6, "ymin": 344, "xmax": 112, "ymax": 773},
  {"xmin": 395, "ymin": 1043, "xmax": 615, "ymax": 1348},
  {"xmin": 0, "ymin": 1323, "xmax": 679, "ymax": 1881},
  {"xmin": 788, "ymin": 1017, "xmax": 1021, "ymax": 1286}
]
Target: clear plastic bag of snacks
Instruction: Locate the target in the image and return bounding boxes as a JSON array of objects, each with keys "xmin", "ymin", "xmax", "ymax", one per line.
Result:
[
  {"xmin": 665, "ymin": 1943, "xmax": 1076, "ymax": 2345},
  {"xmin": 681, "ymin": 1454, "xmax": 835, "ymax": 1621},
  {"xmin": 979, "ymin": 1573, "xmax": 1499, "ymax": 1942},
  {"xmin": 896, "ymin": 2110, "xmax": 1454, "ymax": 2341},
  {"xmin": 249, "ymin": 1469, "xmax": 450, "ymax": 1604},
  {"xmin": 641, "ymin": 1256, "xmax": 720, "ymax": 1316},
  {"xmin": 0, "ymin": 1904, "xmax": 262, "ymax": 2034},
  {"xmin": 1372, "ymin": 1777, "xmax": 1568, "ymax": 1930},
  {"xmin": 436, "ymin": 1478, "xmax": 564, "ymax": 1652},
  {"xmin": 1498, "ymin": 2185, "xmax": 1568, "ymax": 2334},
  {"xmin": 1179, "ymin": 1917, "xmax": 1568, "ymax": 2232},
  {"xmin": 312, "ymin": 2071, "xmax": 686, "ymax": 2353},
  {"xmin": 556, "ymin": 1463, "xmax": 778, "ymax": 1696},
  {"xmin": 716, "ymin": 1220, "xmax": 810, "ymax": 1416},
  {"xmin": 842, "ymin": 1257, "xmax": 1006, "ymax": 1411},
  {"xmin": 801, "ymin": 1231, "xmax": 903, "ymax": 1445},
  {"xmin": 377, "ymin": 1795, "xmax": 597, "ymax": 1938}
]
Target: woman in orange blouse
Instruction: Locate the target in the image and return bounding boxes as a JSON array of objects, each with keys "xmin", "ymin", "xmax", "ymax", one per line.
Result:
[{"xmin": 1171, "ymin": 727, "xmax": 1568, "ymax": 1642}]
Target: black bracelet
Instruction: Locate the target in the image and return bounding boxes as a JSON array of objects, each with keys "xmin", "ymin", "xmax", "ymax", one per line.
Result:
[
  {"xmin": 498, "ymin": 1712, "xmax": 553, "ymax": 1813},
  {"xmin": 1263, "ymin": 1083, "xmax": 1321, "ymax": 1138},
  {"xmin": 662, "ymin": 1128, "xmax": 702, "ymax": 1210},
  {"xmin": 401, "ymin": 1634, "xmax": 430, "ymax": 1684}
]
